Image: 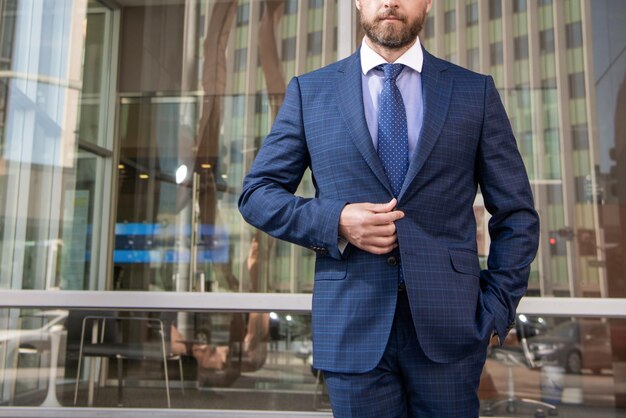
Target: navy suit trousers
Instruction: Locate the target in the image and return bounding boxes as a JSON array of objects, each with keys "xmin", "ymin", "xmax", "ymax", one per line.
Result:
[{"xmin": 324, "ymin": 291, "xmax": 490, "ymax": 418}]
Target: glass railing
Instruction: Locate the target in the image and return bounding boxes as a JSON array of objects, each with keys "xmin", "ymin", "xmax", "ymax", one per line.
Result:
[{"xmin": 1, "ymin": 294, "xmax": 625, "ymax": 417}]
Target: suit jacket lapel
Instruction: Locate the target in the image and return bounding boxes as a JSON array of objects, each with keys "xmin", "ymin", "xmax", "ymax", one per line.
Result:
[
  {"xmin": 398, "ymin": 49, "xmax": 452, "ymax": 202},
  {"xmin": 336, "ymin": 52, "xmax": 393, "ymax": 195}
]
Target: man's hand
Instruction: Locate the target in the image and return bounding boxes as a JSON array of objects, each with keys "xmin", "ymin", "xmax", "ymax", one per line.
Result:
[{"xmin": 339, "ymin": 198, "xmax": 404, "ymax": 255}]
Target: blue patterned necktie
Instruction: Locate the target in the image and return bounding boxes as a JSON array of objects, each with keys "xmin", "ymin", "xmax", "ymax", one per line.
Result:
[{"xmin": 377, "ymin": 63, "xmax": 409, "ymax": 198}]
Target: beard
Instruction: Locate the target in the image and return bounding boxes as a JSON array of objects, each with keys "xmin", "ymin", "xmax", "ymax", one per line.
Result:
[{"xmin": 360, "ymin": 8, "xmax": 426, "ymax": 49}]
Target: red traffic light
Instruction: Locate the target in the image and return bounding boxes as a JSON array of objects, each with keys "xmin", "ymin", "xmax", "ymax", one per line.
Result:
[{"xmin": 549, "ymin": 237, "xmax": 557, "ymax": 246}]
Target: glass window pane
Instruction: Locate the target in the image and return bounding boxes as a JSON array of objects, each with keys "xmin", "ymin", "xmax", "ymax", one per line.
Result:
[
  {"xmin": 569, "ymin": 72, "xmax": 586, "ymax": 99},
  {"xmin": 467, "ymin": 47, "xmax": 480, "ymax": 72},
  {"xmin": 490, "ymin": 41, "xmax": 504, "ymax": 65},
  {"xmin": 489, "ymin": 0, "xmax": 502, "ymax": 20},
  {"xmin": 444, "ymin": 10, "xmax": 456, "ymax": 33},
  {"xmin": 282, "ymin": 37, "xmax": 297, "ymax": 61},
  {"xmin": 236, "ymin": 3, "xmax": 249, "ymax": 27},
  {"xmin": 1, "ymin": 307, "xmax": 320, "ymax": 410},
  {"xmin": 514, "ymin": 35, "xmax": 529, "ymax": 60},
  {"xmin": 423, "ymin": 15, "xmax": 435, "ymax": 39},
  {"xmin": 0, "ymin": 1, "xmax": 112, "ymax": 291},
  {"xmin": 284, "ymin": 0, "xmax": 298, "ymax": 15},
  {"xmin": 234, "ymin": 48, "xmax": 247, "ymax": 71},
  {"xmin": 113, "ymin": 0, "xmax": 338, "ymax": 294},
  {"xmin": 2, "ymin": 0, "xmax": 626, "ymax": 415},
  {"xmin": 2, "ymin": 308, "xmax": 625, "ymax": 416},
  {"xmin": 77, "ymin": 9, "xmax": 110, "ymax": 148},
  {"xmin": 307, "ymin": 31, "xmax": 323, "ymax": 56},
  {"xmin": 513, "ymin": 0, "xmax": 527, "ymax": 14},
  {"xmin": 308, "ymin": 0, "xmax": 323, "ymax": 9},
  {"xmin": 482, "ymin": 315, "xmax": 623, "ymax": 416},
  {"xmin": 540, "ymin": 28, "xmax": 555, "ymax": 54},
  {"xmin": 466, "ymin": 3, "xmax": 479, "ymax": 27},
  {"xmin": 566, "ymin": 21, "xmax": 583, "ymax": 49}
]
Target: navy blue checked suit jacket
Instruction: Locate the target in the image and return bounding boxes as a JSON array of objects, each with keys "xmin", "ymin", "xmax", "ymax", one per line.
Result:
[{"xmin": 239, "ymin": 48, "xmax": 540, "ymax": 373}]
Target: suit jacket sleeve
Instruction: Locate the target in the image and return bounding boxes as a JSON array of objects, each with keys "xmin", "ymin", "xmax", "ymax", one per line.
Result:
[
  {"xmin": 478, "ymin": 76, "xmax": 540, "ymax": 342},
  {"xmin": 238, "ymin": 77, "xmax": 348, "ymax": 260}
]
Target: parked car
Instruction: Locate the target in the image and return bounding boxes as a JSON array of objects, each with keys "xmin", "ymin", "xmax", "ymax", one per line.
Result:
[
  {"xmin": 527, "ymin": 319, "xmax": 612, "ymax": 374},
  {"xmin": 516, "ymin": 314, "xmax": 549, "ymax": 338}
]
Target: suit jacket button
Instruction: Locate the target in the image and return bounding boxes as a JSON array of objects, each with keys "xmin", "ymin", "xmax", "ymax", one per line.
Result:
[{"xmin": 387, "ymin": 256, "xmax": 398, "ymax": 266}]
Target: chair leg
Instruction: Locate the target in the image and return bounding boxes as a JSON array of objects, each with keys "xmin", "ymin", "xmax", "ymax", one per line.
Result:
[
  {"xmin": 73, "ymin": 353, "xmax": 83, "ymax": 405},
  {"xmin": 117, "ymin": 356, "xmax": 123, "ymax": 407},
  {"xmin": 313, "ymin": 369, "xmax": 329, "ymax": 410},
  {"xmin": 178, "ymin": 357, "xmax": 185, "ymax": 395},
  {"xmin": 162, "ymin": 353, "xmax": 171, "ymax": 407},
  {"xmin": 73, "ymin": 355, "xmax": 102, "ymax": 407}
]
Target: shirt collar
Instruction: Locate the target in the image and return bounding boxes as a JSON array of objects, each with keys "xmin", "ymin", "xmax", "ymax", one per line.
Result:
[{"xmin": 360, "ymin": 37, "xmax": 424, "ymax": 75}]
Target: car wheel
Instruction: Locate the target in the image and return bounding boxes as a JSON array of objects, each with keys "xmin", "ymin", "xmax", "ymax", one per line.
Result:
[{"xmin": 565, "ymin": 350, "xmax": 582, "ymax": 374}]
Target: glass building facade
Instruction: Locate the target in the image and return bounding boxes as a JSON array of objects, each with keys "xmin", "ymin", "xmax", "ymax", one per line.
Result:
[{"xmin": 0, "ymin": 0, "xmax": 625, "ymax": 416}]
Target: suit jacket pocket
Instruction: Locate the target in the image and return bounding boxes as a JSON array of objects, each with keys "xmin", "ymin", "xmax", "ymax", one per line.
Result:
[
  {"xmin": 314, "ymin": 254, "xmax": 348, "ymax": 281},
  {"xmin": 448, "ymin": 248, "xmax": 481, "ymax": 278}
]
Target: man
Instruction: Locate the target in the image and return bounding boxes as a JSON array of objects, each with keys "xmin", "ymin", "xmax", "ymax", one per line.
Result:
[{"xmin": 239, "ymin": 0, "xmax": 540, "ymax": 416}]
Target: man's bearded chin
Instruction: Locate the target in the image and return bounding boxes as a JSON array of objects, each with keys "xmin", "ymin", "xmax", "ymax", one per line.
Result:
[{"xmin": 361, "ymin": 13, "xmax": 424, "ymax": 49}]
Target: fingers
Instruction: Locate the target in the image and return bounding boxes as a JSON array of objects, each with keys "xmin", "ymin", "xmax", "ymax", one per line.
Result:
[
  {"xmin": 362, "ymin": 222, "xmax": 397, "ymax": 238},
  {"xmin": 364, "ymin": 198, "xmax": 404, "ymax": 225},
  {"xmin": 369, "ymin": 198, "xmax": 397, "ymax": 213},
  {"xmin": 358, "ymin": 225, "xmax": 399, "ymax": 253},
  {"xmin": 366, "ymin": 242, "xmax": 398, "ymax": 255},
  {"xmin": 338, "ymin": 198, "xmax": 405, "ymax": 255},
  {"xmin": 371, "ymin": 209, "xmax": 404, "ymax": 224},
  {"xmin": 352, "ymin": 228, "xmax": 398, "ymax": 254}
]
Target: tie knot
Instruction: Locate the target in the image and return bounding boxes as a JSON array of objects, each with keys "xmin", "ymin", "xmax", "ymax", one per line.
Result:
[{"xmin": 379, "ymin": 63, "xmax": 405, "ymax": 81}]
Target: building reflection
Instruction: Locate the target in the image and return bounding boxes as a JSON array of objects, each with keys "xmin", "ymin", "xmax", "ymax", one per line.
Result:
[{"xmin": 1, "ymin": 0, "xmax": 626, "ymax": 414}]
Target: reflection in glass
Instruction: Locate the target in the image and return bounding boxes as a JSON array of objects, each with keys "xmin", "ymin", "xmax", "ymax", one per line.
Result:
[
  {"xmin": 113, "ymin": 0, "xmax": 337, "ymax": 294},
  {"xmin": 2, "ymin": 307, "xmax": 626, "ymax": 416},
  {"xmin": 481, "ymin": 314, "xmax": 621, "ymax": 417},
  {"xmin": 0, "ymin": 0, "xmax": 626, "ymax": 413},
  {"xmin": 0, "ymin": 1, "xmax": 112, "ymax": 291},
  {"xmin": 420, "ymin": 0, "xmax": 626, "ymax": 304},
  {"xmin": 1, "ymin": 307, "xmax": 322, "ymax": 411}
]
